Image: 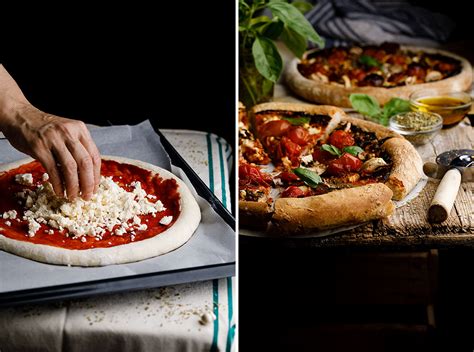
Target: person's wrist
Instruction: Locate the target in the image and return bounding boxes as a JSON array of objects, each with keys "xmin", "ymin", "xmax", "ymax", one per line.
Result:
[{"xmin": 0, "ymin": 100, "xmax": 37, "ymax": 135}]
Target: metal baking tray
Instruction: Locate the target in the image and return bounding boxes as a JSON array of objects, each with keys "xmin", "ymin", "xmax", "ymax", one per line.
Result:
[{"xmin": 0, "ymin": 123, "xmax": 235, "ymax": 307}]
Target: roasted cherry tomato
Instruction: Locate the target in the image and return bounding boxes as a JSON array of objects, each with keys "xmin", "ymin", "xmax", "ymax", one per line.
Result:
[
  {"xmin": 312, "ymin": 148, "xmax": 336, "ymax": 164},
  {"xmin": 277, "ymin": 171, "xmax": 300, "ymax": 185},
  {"xmin": 239, "ymin": 164, "xmax": 271, "ymax": 188},
  {"xmin": 287, "ymin": 126, "xmax": 310, "ymax": 146},
  {"xmin": 281, "ymin": 186, "xmax": 305, "ymax": 198},
  {"xmin": 348, "ymin": 68, "xmax": 367, "ymax": 82},
  {"xmin": 328, "ymin": 130, "xmax": 355, "ymax": 149},
  {"xmin": 258, "ymin": 120, "xmax": 291, "ymax": 139},
  {"xmin": 326, "ymin": 153, "xmax": 363, "ymax": 176},
  {"xmin": 406, "ymin": 63, "xmax": 426, "ymax": 80},
  {"xmin": 276, "ymin": 137, "xmax": 302, "ymax": 166}
]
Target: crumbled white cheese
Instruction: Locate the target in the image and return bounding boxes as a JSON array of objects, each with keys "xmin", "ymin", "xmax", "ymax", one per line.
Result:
[
  {"xmin": 5, "ymin": 221, "xmax": 11, "ymax": 226},
  {"xmin": 28, "ymin": 219, "xmax": 41, "ymax": 237},
  {"xmin": 3, "ymin": 210, "xmax": 17, "ymax": 219},
  {"xmin": 159, "ymin": 216, "xmax": 173, "ymax": 226},
  {"xmin": 17, "ymin": 176, "xmax": 167, "ymax": 239},
  {"xmin": 137, "ymin": 224, "xmax": 148, "ymax": 231},
  {"xmin": 308, "ymin": 127, "xmax": 321, "ymax": 135},
  {"xmin": 15, "ymin": 173, "xmax": 34, "ymax": 186},
  {"xmin": 301, "ymin": 154, "xmax": 313, "ymax": 165},
  {"xmin": 42, "ymin": 173, "xmax": 49, "ymax": 181}
]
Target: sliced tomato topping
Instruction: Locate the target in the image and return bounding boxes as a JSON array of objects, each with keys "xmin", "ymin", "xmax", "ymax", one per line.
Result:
[
  {"xmin": 326, "ymin": 153, "xmax": 362, "ymax": 176},
  {"xmin": 238, "ymin": 164, "xmax": 271, "ymax": 188},
  {"xmin": 278, "ymin": 171, "xmax": 300, "ymax": 185},
  {"xmin": 328, "ymin": 130, "xmax": 355, "ymax": 149},
  {"xmin": 276, "ymin": 137, "xmax": 302, "ymax": 166},
  {"xmin": 312, "ymin": 148, "xmax": 336, "ymax": 164},
  {"xmin": 287, "ymin": 126, "xmax": 310, "ymax": 146},
  {"xmin": 281, "ymin": 186, "xmax": 306, "ymax": 198},
  {"xmin": 258, "ymin": 120, "xmax": 291, "ymax": 140},
  {"xmin": 348, "ymin": 68, "xmax": 367, "ymax": 82}
]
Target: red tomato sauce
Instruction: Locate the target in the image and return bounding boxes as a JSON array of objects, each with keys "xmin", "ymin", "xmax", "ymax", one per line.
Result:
[{"xmin": 0, "ymin": 160, "xmax": 181, "ymax": 250}]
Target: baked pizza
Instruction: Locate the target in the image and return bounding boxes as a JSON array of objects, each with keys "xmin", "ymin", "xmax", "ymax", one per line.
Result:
[
  {"xmin": 285, "ymin": 43, "xmax": 472, "ymax": 108},
  {"xmin": 0, "ymin": 156, "xmax": 201, "ymax": 266},
  {"xmin": 239, "ymin": 102, "xmax": 422, "ymax": 234}
]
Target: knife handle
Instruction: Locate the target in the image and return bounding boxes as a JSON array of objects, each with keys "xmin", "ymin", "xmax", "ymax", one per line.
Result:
[{"xmin": 428, "ymin": 168, "xmax": 462, "ymax": 223}]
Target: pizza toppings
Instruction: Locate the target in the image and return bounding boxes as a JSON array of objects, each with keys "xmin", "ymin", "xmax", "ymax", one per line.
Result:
[
  {"xmin": 14, "ymin": 175, "xmax": 167, "ymax": 240},
  {"xmin": 298, "ymin": 43, "xmax": 462, "ymax": 88},
  {"xmin": 15, "ymin": 173, "xmax": 33, "ymax": 186},
  {"xmin": 0, "ymin": 159, "xmax": 182, "ymax": 250}
]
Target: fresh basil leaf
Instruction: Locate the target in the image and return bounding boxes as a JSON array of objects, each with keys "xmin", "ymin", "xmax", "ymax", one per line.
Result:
[
  {"xmin": 252, "ymin": 36, "xmax": 283, "ymax": 82},
  {"xmin": 261, "ymin": 20, "xmax": 284, "ymax": 40},
  {"xmin": 359, "ymin": 55, "xmax": 382, "ymax": 68},
  {"xmin": 349, "ymin": 94, "xmax": 382, "ymax": 119},
  {"xmin": 267, "ymin": 1, "xmax": 324, "ymax": 48},
  {"xmin": 293, "ymin": 167, "xmax": 322, "ymax": 188},
  {"xmin": 382, "ymin": 98, "xmax": 411, "ymax": 119},
  {"xmin": 280, "ymin": 25, "xmax": 307, "ymax": 58},
  {"xmin": 343, "ymin": 146, "xmax": 364, "ymax": 156},
  {"xmin": 321, "ymin": 144, "xmax": 342, "ymax": 157},
  {"xmin": 291, "ymin": 0, "xmax": 313, "ymax": 14},
  {"xmin": 282, "ymin": 116, "xmax": 311, "ymax": 125}
]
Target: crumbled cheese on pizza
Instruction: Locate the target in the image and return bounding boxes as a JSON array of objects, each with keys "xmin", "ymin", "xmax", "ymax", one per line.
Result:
[
  {"xmin": 159, "ymin": 216, "xmax": 173, "ymax": 226},
  {"xmin": 5, "ymin": 221, "xmax": 11, "ymax": 226},
  {"xmin": 15, "ymin": 173, "xmax": 34, "ymax": 186},
  {"xmin": 308, "ymin": 126, "xmax": 321, "ymax": 135},
  {"xmin": 16, "ymin": 176, "xmax": 167, "ymax": 239},
  {"xmin": 28, "ymin": 219, "xmax": 41, "ymax": 237},
  {"xmin": 42, "ymin": 173, "xmax": 49, "ymax": 181},
  {"xmin": 2, "ymin": 210, "xmax": 17, "ymax": 219},
  {"xmin": 301, "ymin": 154, "xmax": 313, "ymax": 165}
]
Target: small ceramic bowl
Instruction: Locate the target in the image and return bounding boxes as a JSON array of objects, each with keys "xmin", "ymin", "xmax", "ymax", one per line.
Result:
[{"xmin": 389, "ymin": 111, "xmax": 443, "ymax": 145}]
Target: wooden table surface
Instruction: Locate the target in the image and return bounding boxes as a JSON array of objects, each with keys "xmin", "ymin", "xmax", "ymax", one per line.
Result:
[{"xmin": 301, "ymin": 117, "xmax": 474, "ymax": 249}]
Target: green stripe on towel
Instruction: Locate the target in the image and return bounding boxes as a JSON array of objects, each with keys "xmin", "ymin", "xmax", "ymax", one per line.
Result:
[{"xmin": 210, "ymin": 279, "xmax": 219, "ymax": 352}]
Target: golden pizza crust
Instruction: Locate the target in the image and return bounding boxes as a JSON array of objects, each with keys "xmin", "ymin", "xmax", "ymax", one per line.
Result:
[
  {"xmin": 251, "ymin": 102, "xmax": 345, "ymax": 140},
  {"xmin": 285, "ymin": 46, "xmax": 473, "ymax": 108},
  {"xmin": 239, "ymin": 200, "xmax": 272, "ymax": 231},
  {"xmin": 272, "ymin": 183, "xmax": 394, "ymax": 234},
  {"xmin": 382, "ymin": 137, "xmax": 423, "ymax": 200}
]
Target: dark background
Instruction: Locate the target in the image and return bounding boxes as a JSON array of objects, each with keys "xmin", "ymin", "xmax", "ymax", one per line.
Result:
[{"xmin": 0, "ymin": 3, "xmax": 235, "ymax": 168}]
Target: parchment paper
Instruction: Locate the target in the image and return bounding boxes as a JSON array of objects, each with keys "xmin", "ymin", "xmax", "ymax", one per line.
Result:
[{"xmin": 0, "ymin": 121, "xmax": 235, "ymax": 294}]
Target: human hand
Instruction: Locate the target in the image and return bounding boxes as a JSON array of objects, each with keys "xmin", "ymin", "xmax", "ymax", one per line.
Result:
[{"xmin": 1, "ymin": 105, "xmax": 101, "ymax": 200}]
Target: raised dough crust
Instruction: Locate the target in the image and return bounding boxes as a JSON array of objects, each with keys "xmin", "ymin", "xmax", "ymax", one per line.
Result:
[
  {"xmin": 252, "ymin": 102, "xmax": 344, "ymax": 140},
  {"xmin": 0, "ymin": 156, "xmax": 201, "ymax": 266},
  {"xmin": 382, "ymin": 138, "xmax": 423, "ymax": 200},
  {"xmin": 285, "ymin": 46, "xmax": 473, "ymax": 108},
  {"xmin": 272, "ymin": 183, "xmax": 394, "ymax": 234},
  {"xmin": 239, "ymin": 200, "xmax": 272, "ymax": 231}
]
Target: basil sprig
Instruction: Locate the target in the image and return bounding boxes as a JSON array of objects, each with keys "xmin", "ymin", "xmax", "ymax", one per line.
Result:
[
  {"xmin": 358, "ymin": 55, "xmax": 382, "ymax": 68},
  {"xmin": 349, "ymin": 94, "xmax": 411, "ymax": 126},
  {"xmin": 321, "ymin": 144, "xmax": 364, "ymax": 157},
  {"xmin": 321, "ymin": 144, "xmax": 342, "ymax": 157},
  {"xmin": 293, "ymin": 167, "xmax": 322, "ymax": 188},
  {"xmin": 343, "ymin": 146, "xmax": 364, "ymax": 156},
  {"xmin": 283, "ymin": 116, "xmax": 311, "ymax": 126}
]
